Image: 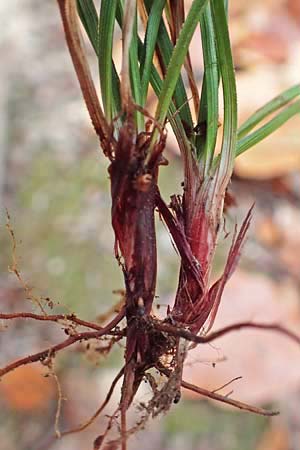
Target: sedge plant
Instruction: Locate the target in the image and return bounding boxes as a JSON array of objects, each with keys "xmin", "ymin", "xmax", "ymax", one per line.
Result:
[{"xmin": 1, "ymin": 0, "xmax": 300, "ymax": 449}]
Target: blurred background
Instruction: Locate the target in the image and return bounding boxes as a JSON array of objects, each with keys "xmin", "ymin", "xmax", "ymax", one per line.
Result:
[{"xmin": 0, "ymin": 0, "xmax": 300, "ymax": 449}]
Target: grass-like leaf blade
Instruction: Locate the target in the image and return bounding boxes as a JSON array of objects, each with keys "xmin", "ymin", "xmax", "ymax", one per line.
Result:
[
  {"xmin": 238, "ymin": 84, "xmax": 300, "ymax": 139},
  {"xmin": 197, "ymin": 3, "xmax": 219, "ymax": 174},
  {"xmin": 77, "ymin": 0, "xmax": 121, "ymax": 118},
  {"xmin": 98, "ymin": 0, "xmax": 118, "ymax": 121},
  {"xmin": 236, "ymin": 100, "xmax": 300, "ymax": 157},
  {"xmin": 155, "ymin": 0, "xmax": 208, "ymax": 125},
  {"xmin": 144, "ymin": 0, "xmax": 194, "ymax": 130},
  {"xmin": 140, "ymin": 0, "xmax": 166, "ymax": 104},
  {"xmin": 77, "ymin": 0, "xmax": 98, "ymax": 52},
  {"xmin": 210, "ymin": 0, "xmax": 237, "ymax": 189}
]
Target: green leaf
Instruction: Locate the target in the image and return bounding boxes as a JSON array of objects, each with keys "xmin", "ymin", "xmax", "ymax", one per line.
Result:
[
  {"xmin": 98, "ymin": 0, "xmax": 117, "ymax": 121},
  {"xmin": 155, "ymin": 0, "xmax": 208, "ymax": 125},
  {"xmin": 236, "ymin": 100, "xmax": 300, "ymax": 156},
  {"xmin": 77, "ymin": 0, "xmax": 98, "ymax": 52},
  {"xmin": 197, "ymin": 2, "xmax": 219, "ymax": 174},
  {"xmin": 140, "ymin": 0, "xmax": 166, "ymax": 104},
  {"xmin": 111, "ymin": 67, "xmax": 121, "ymax": 114},
  {"xmin": 238, "ymin": 84, "xmax": 300, "ymax": 139},
  {"xmin": 210, "ymin": 0, "xmax": 237, "ymax": 186},
  {"xmin": 77, "ymin": 0, "xmax": 121, "ymax": 118},
  {"xmin": 149, "ymin": 63, "xmax": 191, "ymax": 156},
  {"xmin": 144, "ymin": 0, "xmax": 194, "ymax": 130},
  {"xmin": 130, "ymin": 13, "xmax": 144, "ymax": 129},
  {"xmin": 137, "ymin": 29, "xmax": 190, "ymax": 154}
]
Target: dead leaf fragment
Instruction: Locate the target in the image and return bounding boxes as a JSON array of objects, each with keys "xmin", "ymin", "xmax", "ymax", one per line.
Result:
[
  {"xmin": 257, "ymin": 217, "xmax": 284, "ymax": 247},
  {"xmin": 0, "ymin": 365, "xmax": 55, "ymax": 412},
  {"xmin": 256, "ymin": 423, "xmax": 289, "ymax": 450}
]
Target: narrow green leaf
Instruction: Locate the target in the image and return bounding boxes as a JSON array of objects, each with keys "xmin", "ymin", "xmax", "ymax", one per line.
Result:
[
  {"xmin": 116, "ymin": 0, "xmax": 191, "ymax": 138},
  {"xmin": 111, "ymin": 67, "xmax": 121, "ymax": 114},
  {"xmin": 210, "ymin": 0, "xmax": 237, "ymax": 188},
  {"xmin": 116, "ymin": 0, "xmax": 123, "ymax": 25},
  {"xmin": 98, "ymin": 0, "xmax": 117, "ymax": 121},
  {"xmin": 236, "ymin": 100, "xmax": 300, "ymax": 156},
  {"xmin": 138, "ymin": 32, "xmax": 190, "ymax": 153},
  {"xmin": 77, "ymin": 0, "xmax": 98, "ymax": 52},
  {"xmin": 197, "ymin": 3, "xmax": 219, "ymax": 173},
  {"xmin": 223, "ymin": 0, "xmax": 229, "ymax": 16},
  {"xmin": 116, "ymin": 0, "xmax": 143, "ymax": 128},
  {"xmin": 238, "ymin": 84, "xmax": 300, "ymax": 139},
  {"xmin": 150, "ymin": 63, "xmax": 190, "ymax": 152},
  {"xmin": 130, "ymin": 13, "xmax": 144, "ymax": 129},
  {"xmin": 155, "ymin": 0, "xmax": 208, "ymax": 125},
  {"xmin": 144, "ymin": 0, "xmax": 193, "ymax": 130},
  {"xmin": 77, "ymin": 0, "xmax": 121, "ymax": 118},
  {"xmin": 140, "ymin": 0, "xmax": 166, "ymax": 104}
]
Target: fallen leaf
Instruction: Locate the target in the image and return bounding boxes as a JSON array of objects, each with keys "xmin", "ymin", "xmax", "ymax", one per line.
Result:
[
  {"xmin": 256, "ymin": 217, "xmax": 284, "ymax": 247},
  {"xmin": 287, "ymin": 0, "xmax": 300, "ymax": 23},
  {"xmin": 256, "ymin": 423, "xmax": 289, "ymax": 450},
  {"xmin": 0, "ymin": 365, "xmax": 55, "ymax": 412}
]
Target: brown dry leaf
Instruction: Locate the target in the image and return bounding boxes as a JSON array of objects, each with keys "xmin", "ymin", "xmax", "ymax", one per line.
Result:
[
  {"xmin": 287, "ymin": 0, "xmax": 300, "ymax": 23},
  {"xmin": 256, "ymin": 423, "xmax": 289, "ymax": 450},
  {"xmin": 183, "ymin": 269, "xmax": 300, "ymax": 406},
  {"xmin": 0, "ymin": 365, "xmax": 55, "ymax": 412},
  {"xmin": 256, "ymin": 217, "xmax": 284, "ymax": 248}
]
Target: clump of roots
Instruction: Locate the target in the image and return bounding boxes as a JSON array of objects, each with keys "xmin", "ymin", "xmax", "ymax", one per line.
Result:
[{"xmin": 2, "ymin": 214, "xmax": 300, "ymax": 450}]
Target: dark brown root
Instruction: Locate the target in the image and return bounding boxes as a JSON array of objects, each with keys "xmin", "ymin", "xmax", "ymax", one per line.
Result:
[
  {"xmin": 0, "ymin": 312, "xmax": 107, "ymax": 331},
  {"xmin": 93, "ymin": 406, "xmax": 120, "ymax": 450},
  {"xmin": 0, "ymin": 308, "xmax": 125, "ymax": 378},
  {"xmin": 60, "ymin": 366, "xmax": 124, "ymax": 438},
  {"xmin": 153, "ymin": 319, "xmax": 300, "ymax": 347},
  {"xmin": 157, "ymin": 365, "xmax": 279, "ymax": 417},
  {"xmin": 181, "ymin": 379, "xmax": 279, "ymax": 416},
  {"xmin": 211, "ymin": 376, "xmax": 243, "ymax": 394}
]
